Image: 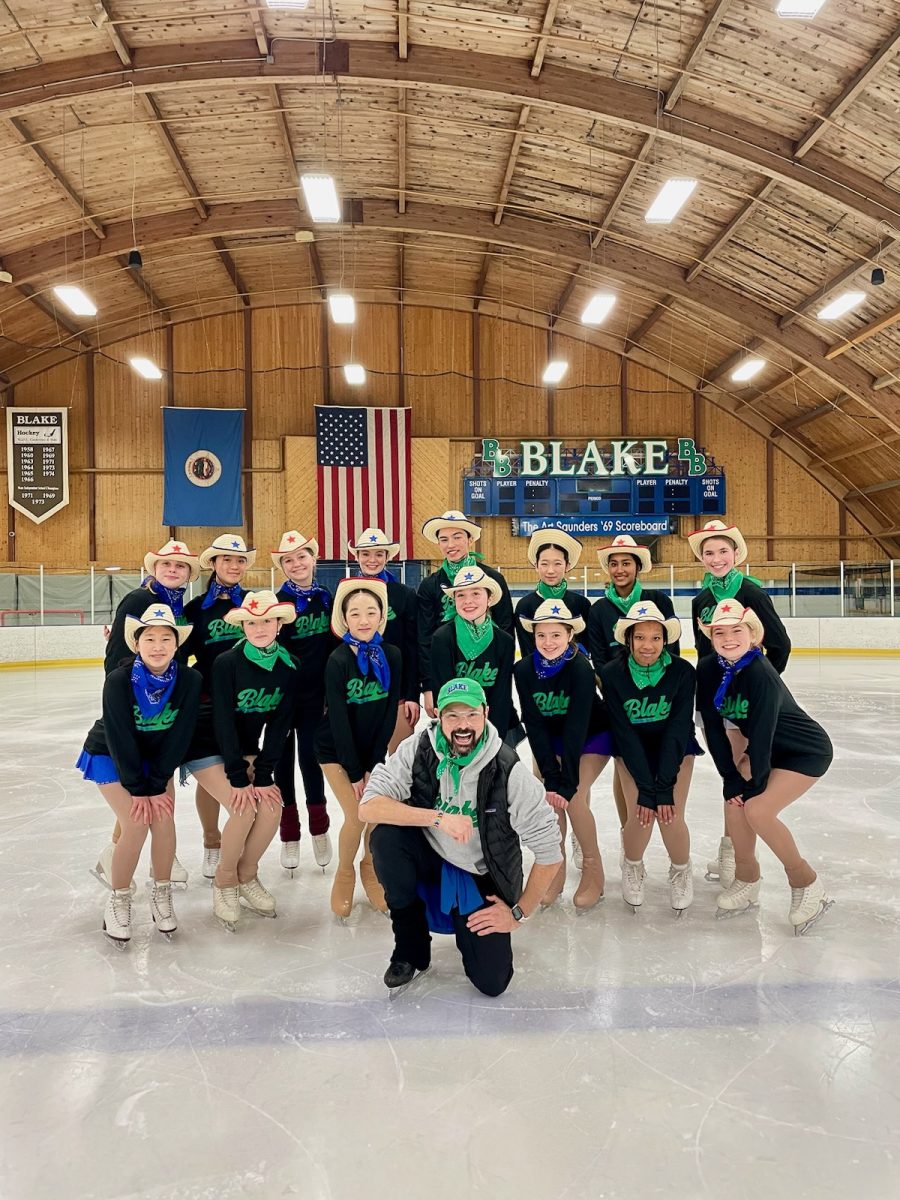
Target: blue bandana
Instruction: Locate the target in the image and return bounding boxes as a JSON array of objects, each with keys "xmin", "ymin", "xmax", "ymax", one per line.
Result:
[
  {"xmin": 355, "ymin": 569, "xmax": 397, "ymax": 584},
  {"xmin": 200, "ymin": 580, "xmax": 243, "ymax": 611},
  {"xmin": 142, "ymin": 580, "xmax": 186, "ymax": 620},
  {"xmin": 130, "ymin": 657, "xmax": 178, "ymax": 720},
  {"xmin": 281, "ymin": 579, "xmax": 331, "ymax": 614},
  {"xmin": 532, "ymin": 642, "xmax": 587, "ymax": 680},
  {"xmin": 714, "ymin": 647, "xmax": 763, "ymax": 712},
  {"xmin": 342, "ymin": 630, "xmax": 391, "ymax": 691}
]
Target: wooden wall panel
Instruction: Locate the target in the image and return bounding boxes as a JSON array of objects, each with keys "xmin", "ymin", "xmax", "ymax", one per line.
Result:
[
  {"xmin": 13, "ymin": 357, "xmax": 89, "ymax": 468},
  {"xmin": 253, "ymin": 307, "xmax": 322, "ymax": 439},
  {"xmin": 548, "ymin": 336, "xmax": 621, "ymax": 436},
  {"xmin": 403, "ymin": 309, "xmax": 473, "ymax": 436},
  {"xmin": 283, "ymin": 437, "xmax": 317, "ymax": 533},
  {"xmin": 626, "ymin": 364, "xmax": 693, "ymax": 437},
  {"xmin": 773, "ymin": 454, "xmax": 839, "ymax": 562},
  {"xmin": 479, "ymin": 318, "xmax": 548, "ymax": 436},
  {"xmin": 173, "ymin": 313, "xmax": 244, "ymax": 408},
  {"xmin": 697, "ymin": 403, "xmax": 768, "ymax": 566},
  {"xmin": 412, "ymin": 439, "xmax": 454, "ymax": 562},
  {"xmin": 251, "ymin": 439, "xmax": 285, "ymax": 564},
  {"xmin": 329, "ymin": 304, "xmax": 400, "ymax": 407},
  {"xmin": 95, "ymin": 337, "xmax": 165, "ymax": 469},
  {"xmin": 95, "ymin": 473, "xmax": 164, "ymax": 567},
  {"xmin": 845, "ymin": 513, "xmax": 884, "ymax": 561}
]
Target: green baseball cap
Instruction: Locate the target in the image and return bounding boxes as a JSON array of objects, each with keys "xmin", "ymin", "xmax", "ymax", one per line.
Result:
[{"xmin": 436, "ymin": 677, "xmax": 487, "ymax": 712}]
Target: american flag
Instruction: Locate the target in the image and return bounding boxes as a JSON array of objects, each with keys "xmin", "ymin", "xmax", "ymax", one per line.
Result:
[{"xmin": 315, "ymin": 405, "xmax": 413, "ymax": 559}]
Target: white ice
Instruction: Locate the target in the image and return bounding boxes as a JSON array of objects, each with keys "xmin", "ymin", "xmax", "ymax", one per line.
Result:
[{"xmin": 1, "ymin": 657, "xmax": 899, "ymax": 1200}]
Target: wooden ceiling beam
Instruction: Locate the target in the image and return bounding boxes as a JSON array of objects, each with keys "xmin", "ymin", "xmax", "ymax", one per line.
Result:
[
  {"xmin": 473, "ymin": 251, "xmax": 492, "ymax": 312},
  {"xmin": 624, "ymin": 297, "xmax": 673, "ymax": 355},
  {"xmin": 847, "ymin": 477, "xmax": 900, "ymax": 498},
  {"xmin": 246, "ymin": 4, "xmax": 270, "ymax": 58},
  {"xmin": 830, "ymin": 431, "xmax": 900, "ymax": 463},
  {"xmin": 663, "ymin": 0, "xmax": 733, "ymax": 113},
  {"xmin": 794, "ymin": 28, "xmax": 900, "ymax": 159},
  {"xmin": 780, "ymin": 235, "xmax": 900, "ymax": 331},
  {"xmin": 211, "ymin": 237, "xmax": 250, "ymax": 306},
  {"xmin": 687, "ymin": 179, "xmax": 777, "ymax": 283},
  {"xmin": 775, "ymin": 397, "xmax": 848, "ymax": 434},
  {"xmin": 733, "ymin": 363, "xmax": 811, "ymax": 408},
  {"xmin": 700, "ymin": 336, "xmax": 766, "ymax": 388},
  {"xmin": 140, "ymin": 94, "xmax": 209, "ymax": 220},
  {"xmin": 824, "ymin": 301, "xmax": 900, "ymax": 361},
  {"xmin": 16, "ymin": 283, "xmax": 92, "ymax": 347},
  {"xmin": 3, "ymin": 42, "xmax": 900, "ymax": 231},
  {"xmin": 398, "ymin": 90, "xmax": 407, "ymax": 215},
  {"xmin": 548, "ymin": 268, "xmax": 580, "ymax": 329},
  {"xmin": 873, "ymin": 371, "xmax": 899, "ymax": 391},
  {"xmin": 7, "ymin": 117, "xmax": 106, "ymax": 241},
  {"xmin": 307, "ymin": 241, "xmax": 326, "ymax": 299},
  {"xmin": 531, "ymin": 0, "xmax": 560, "ymax": 78},
  {"xmin": 116, "ymin": 256, "xmax": 172, "ymax": 321},
  {"xmin": 398, "ymin": 0, "xmax": 409, "ymax": 61},
  {"xmin": 591, "ymin": 135, "xmax": 653, "ymax": 249},
  {"xmin": 494, "ymin": 105, "xmax": 530, "ymax": 226},
  {"xmin": 91, "ymin": 1, "xmax": 132, "ymax": 67}
]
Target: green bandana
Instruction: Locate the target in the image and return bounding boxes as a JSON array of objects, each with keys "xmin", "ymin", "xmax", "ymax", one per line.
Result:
[
  {"xmin": 537, "ymin": 580, "xmax": 568, "ymax": 600},
  {"xmin": 703, "ymin": 568, "xmax": 762, "ymax": 602},
  {"xmin": 454, "ymin": 613, "xmax": 494, "ymax": 661},
  {"xmin": 628, "ymin": 649, "xmax": 671, "ymax": 690},
  {"xmin": 606, "ymin": 579, "xmax": 642, "ymax": 615},
  {"xmin": 242, "ymin": 638, "xmax": 296, "ymax": 672},
  {"xmin": 435, "ymin": 726, "xmax": 485, "ymax": 795},
  {"xmin": 441, "ymin": 551, "xmax": 483, "ymax": 583}
]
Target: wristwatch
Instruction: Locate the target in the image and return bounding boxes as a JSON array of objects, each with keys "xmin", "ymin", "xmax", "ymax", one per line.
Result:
[{"xmin": 510, "ymin": 903, "xmax": 528, "ymax": 922}]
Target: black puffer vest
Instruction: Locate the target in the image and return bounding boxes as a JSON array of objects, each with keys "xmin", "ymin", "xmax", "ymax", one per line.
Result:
[{"xmin": 409, "ymin": 729, "xmax": 524, "ymax": 907}]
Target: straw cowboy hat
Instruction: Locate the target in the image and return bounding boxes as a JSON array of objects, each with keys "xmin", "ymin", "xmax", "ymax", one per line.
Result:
[
  {"xmin": 526, "ymin": 528, "xmax": 583, "ymax": 569},
  {"xmin": 440, "ymin": 564, "xmax": 503, "ymax": 607},
  {"xmin": 124, "ymin": 603, "xmax": 193, "ymax": 652},
  {"xmin": 596, "ymin": 534, "xmax": 652, "ymax": 576},
  {"xmin": 613, "ymin": 600, "xmax": 681, "ymax": 646},
  {"xmin": 348, "ymin": 527, "xmax": 401, "ymax": 559},
  {"xmin": 421, "ymin": 509, "xmax": 482, "ymax": 544},
  {"xmin": 270, "ymin": 530, "xmax": 318, "ymax": 569},
  {"xmin": 143, "ymin": 539, "xmax": 200, "ymax": 583},
  {"xmin": 518, "ymin": 598, "xmax": 586, "ymax": 635},
  {"xmin": 687, "ymin": 519, "xmax": 748, "ymax": 566},
  {"xmin": 331, "ymin": 578, "xmax": 389, "ymax": 638},
  {"xmin": 198, "ymin": 533, "xmax": 257, "ymax": 571},
  {"xmin": 223, "ymin": 590, "xmax": 295, "ymax": 626},
  {"xmin": 698, "ymin": 600, "xmax": 764, "ymax": 644}
]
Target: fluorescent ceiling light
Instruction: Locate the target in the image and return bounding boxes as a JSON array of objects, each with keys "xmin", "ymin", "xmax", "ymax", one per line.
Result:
[
  {"xmin": 267, "ymin": 1, "xmax": 310, "ymax": 8},
  {"xmin": 344, "ymin": 363, "xmax": 366, "ymax": 385},
  {"xmin": 52, "ymin": 284, "xmax": 97, "ymax": 316},
  {"xmin": 129, "ymin": 356, "xmax": 163, "ymax": 380},
  {"xmin": 581, "ymin": 292, "xmax": 617, "ymax": 325},
  {"xmin": 817, "ymin": 290, "xmax": 866, "ymax": 320},
  {"xmin": 645, "ymin": 178, "xmax": 698, "ymax": 224},
  {"xmin": 542, "ymin": 360, "xmax": 568, "ymax": 385},
  {"xmin": 776, "ymin": 0, "xmax": 827, "ymax": 16},
  {"xmin": 328, "ymin": 293, "xmax": 356, "ymax": 324},
  {"xmin": 301, "ymin": 173, "xmax": 341, "ymax": 223},
  {"xmin": 730, "ymin": 357, "xmax": 766, "ymax": 383}
]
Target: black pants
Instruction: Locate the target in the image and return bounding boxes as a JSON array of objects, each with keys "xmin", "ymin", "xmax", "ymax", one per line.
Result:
[
  {"xmin": 370, "ymin": 824, "xmax": 514, "ymax": 998},
  {"xmin": 274, "ymin": 703, "xmax": 329, "ymax": 837}
]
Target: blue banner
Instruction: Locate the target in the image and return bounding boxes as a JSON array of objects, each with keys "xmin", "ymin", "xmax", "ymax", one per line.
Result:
[
  {"xmin": 163, "ymin": 408, "xmax": 243, "ymax": 526},
  {"xmin": 514, "ymin": 516, "xmax": 673, "ymax": 538}
]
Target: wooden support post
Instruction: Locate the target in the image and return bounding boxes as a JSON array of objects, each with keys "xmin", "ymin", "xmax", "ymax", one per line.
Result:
[
  {"xmin": 619, "ymin": 355, "xmax": 628, "ymax": 435},
  {"xmin": 86, "ymin": 351, "xmax": 97, "ymax": 562},
  {"xmin": 839, "ymin": 502, "xmax": 848, "ymax": 562},
  {"xmin": 243, "ymin": 307, "xmax": 254, "ymax": 545},
  {"xmin": 165, "ymin": 323, "xmax": 176, "ymax": 538},
  {"xmin": 766, "ymin": 440, "xmax": 775, "ymax": 562},
  {"xmin": 6, "ymin": 384, "xmax": 15, "ymax": 563},
  {"xmin": 472, "ymin": 311, "xmax": 481, "ymax": 436}
]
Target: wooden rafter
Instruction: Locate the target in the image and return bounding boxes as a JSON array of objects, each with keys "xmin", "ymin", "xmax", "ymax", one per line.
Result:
[
  {"xmin": 398, "ymin": 0, "xmax": 409, "ymax": 61},
  {"xmin": 701, "ymin": 337, "xmax": 765, "ymax": 388},
  {"xmin": 246, "ymin": 4, "xmax": 270, "ymax": 58},
  {"xmin": 531, "ymin": 0, "xmax": 560, "ymax": 78},
  {"xmin": 7, "ymin": 117, "xmax": 106, "ymax": 240},
  {"xmin": 824, "ymin": 301, "xmax": 900, "ymax": 361},
  {"xmin": 117, "ymin": 256, "xmax": 172, "ymax": 322},
  {"xmin": 780, "ymin": 235, "xmax": 900, "ymax": 331},
  {"xmin": 398, "ymin": 90, "xmax": 407, "ymax": 215},
  {"xmin": 687, "ymin": 179, "xmax": 777, "ymax": 283},
  {"xmin": 494, "ymin": 105, "xmax": 530, "ymax": 226},
  {"xmin": 663, "ymin": 0, "xmax": 733, "ymax": 112},
  {"xmin": 591, "ymin": 135, "xmax": 653, "ymax": 249},
  {"xmin": 92, "ymin": 0, "xmax": 131, "ymax": 66},
  {"xmin": 307, "ymin": 241, "xmax": 326, "ymax": 299},
  {"xmin": 830, "ymin": 431, "xmax": 900, "ymax": 463},
  {"xmin": 473, "ymin": 251, "xmax": 492, "ymax": 312},
  {"xmin": 16, "ymin": 283, "xmax": 92, "ymax": 347},
  {"xmin": 211, "ymin": 237, "xmax": 250, "ymax": 306},
  {"xmin": 775, "ymin": 398, "xmax": 848, "ymax": 435},
  {"xmin": 733, "ymin": 363, "xmax": 813, "ymax": 409},
  {"xmin": 873, "ymin": 371, "xmax": 900, "ymax": 391},
  {"xmin": 548, "ymin": 268, "xmax": 580, "ymax": 329},
  {"xmin": 140, "ymin": 95, "xmax": 209, "ymax": 220},
  {"xmin": 794, "ymin": 28, "xmax": 900, "ymax": 158},
  {"xmin": 624, "ymin": 297, "xmax": 673, "ymax": 355},
  {"xmin": 848, "ymin": 477, "xmax": 900, "ymax": 497}
]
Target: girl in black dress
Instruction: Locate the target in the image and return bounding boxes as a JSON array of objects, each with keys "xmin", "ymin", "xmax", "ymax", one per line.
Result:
[{"xmin": 514, "ymin": 528, "xmax": 591, "ymax": 658}]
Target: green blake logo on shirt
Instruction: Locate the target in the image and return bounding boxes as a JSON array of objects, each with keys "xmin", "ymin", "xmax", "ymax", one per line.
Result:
[
  {"xmin": 719, "ymin": 694, "xmax": 749, "ymax": 722},
  {"xmin": 699, "ymin": 605, "xmax": 715, "ymax": 627},
  {"xmin": 205, "ymin": 618, "xmax": 243, "ymax": 646},
  {"xmin": 623, "ymin": 695, "xmax": 672, "ymax": 724},
  {"xmin": 454, "ymin": 661, "xmax": 498, "ymax": 688},
  {"xmin": 236, "ymin": 686, "xmax": 284, "ymax": 714},
  {"xmin": 133, "ymin": 703, "xmax": 179, "ymax": 732},
  {"xmin": 534, "ymin": 690, "xmax": 570, "ymax": 717},
  {"xmin": 434, "ymin": 795, "xmax": 479, "ymax": 828},
  {"xmin": 346, "ymin": 678, "xmax": 388, "ymax": 704},
  {"xmin": 291, "ymin": 611, "xmax": 330, "ymax": 640}
]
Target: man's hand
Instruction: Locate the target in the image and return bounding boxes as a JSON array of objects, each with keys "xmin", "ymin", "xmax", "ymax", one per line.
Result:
[
  {"xmin": 230, "ymin": 785, "xmax": 257, "ymax": 815},
  {"xmin": 545, "ymin": 791, "xmax": 568, "ymax": 810},
  {"xmin": 254, "ymin": 783, "xmax": 283, "ymax": 813},
  {"xmin": 466, "ymin": 896, "xmax": 515, "ymax": 936},
  {"xmin": 434, "ymin": 812, "xmax": 474, "ymax": 843}
]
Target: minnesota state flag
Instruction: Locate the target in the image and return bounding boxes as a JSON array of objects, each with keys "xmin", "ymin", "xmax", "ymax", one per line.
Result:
[{"xmin": 163, "ymin": 408, "xmax": 243, "ymax": 526}]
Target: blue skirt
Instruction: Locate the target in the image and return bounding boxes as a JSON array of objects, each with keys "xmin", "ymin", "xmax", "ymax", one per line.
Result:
[
  {"xmin": 550, "ymin": 730, "xmax": 615, "ymax": 758},
  {"xmin": 76, "ymin": 750, "xmax": 119, "ymax": 785}
]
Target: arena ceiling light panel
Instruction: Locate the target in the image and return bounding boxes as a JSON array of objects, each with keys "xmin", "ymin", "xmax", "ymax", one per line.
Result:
[
  {"xmin": 581, "ymin": 293, "xmax": 617, "ymax": 325},
  {"xmin": 328, "ymin": 294, "xmax": 356, "ymax": 324},
  {"xmin": 817, "ymin": 291, "xmax": 866, "ymax": 320},
  {"xmin": 645, "ymin": 179, "xmax": 698, "ymax": 224},
  {"xmin": 301, "ymin": 174, "xmax": 341, "ymax": 223},
  {"xmin": 52, "ymin": 285, "xmax": 97, "ymax": 316}
]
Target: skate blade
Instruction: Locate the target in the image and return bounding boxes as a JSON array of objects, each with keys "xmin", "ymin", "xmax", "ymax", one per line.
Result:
[
  {"xmin": 673, "ymin": 907, "xmax": 689, "ymax": 919},
  {"xmin": 216, "ymin": 920, "xmax": 237, "ymax": 933},
  {"xmin": 388, "ymin": 966, "xmax": 431, "ymax": 1000},
  {"xmin": 704, "ymin": 870, "xmax": 720, "ymax": 882},
  {"xmin": 793, "ymin": 898, "xmax": 834, "ymax": 936},
  {"xmin": 90, "ymin": 868, "xmax": 113, "ymax": 891},
  {"xmin": 102, "ymin": 926, "xmax": 129, "ymax": 950},
  {"xmin": 715, "ymin": 902, "xmax": 758, "ymax": 920}
]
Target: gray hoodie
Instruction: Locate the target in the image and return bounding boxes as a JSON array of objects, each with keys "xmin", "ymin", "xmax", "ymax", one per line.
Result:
[{"xmin": 362, "ymin": 721, "xmax": 561, "ymax": 876}]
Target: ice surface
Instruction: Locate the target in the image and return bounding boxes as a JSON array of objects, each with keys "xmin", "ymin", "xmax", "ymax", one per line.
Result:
[{"xmin": 1, "ymin": 659, "xmax": 898, "ymax": 1200}]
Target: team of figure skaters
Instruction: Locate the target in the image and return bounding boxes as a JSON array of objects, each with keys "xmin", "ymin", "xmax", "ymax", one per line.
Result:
[{"xmin": 78, "ymin": 511, "xmax": 834, "ymax": 996}]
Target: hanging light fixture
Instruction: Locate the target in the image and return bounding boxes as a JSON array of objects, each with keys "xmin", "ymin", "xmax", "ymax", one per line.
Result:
[{"xmin": 127, "ymin": 248, "xmax": 143, "ymax": 270}]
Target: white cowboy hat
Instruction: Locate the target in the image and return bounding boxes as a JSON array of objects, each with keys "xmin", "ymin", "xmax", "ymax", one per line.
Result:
[
  {"xmin": 698, "ymin": 601, "xmax": 764, "ymax": 644},
  {"xmin": 270, "ymin": 530, "xmax": 318, "ymax": 568},
  {"xmin": 331, "ymin": 578, "xmax": 389, "ymax": 639},
  {"xmin": 613, "ymin": 600, "xmax": 681, "ymax": 646},
  {"xmin": 526, "ymin": 528, "xmax": 583, "ymax": 569},
  {"xmin": 687, "ymin": 520, "xmax": 748, "ymax": 566},
  {"xmin": 348, "ymin": 527, "xmax": 401, "ymax": 559},
  {"xmin": 223, "ymin": 590, "xmax": 296, "ymax": 625},
  {"xmin": 421, "ymin": 509, "xmax": 482, "ymax": 544},
  {"xmin": 440, "ymin": 565, "xmax": 503, "ymax": 607},
  {"xmin": 198, "ymin": 533, "xmax": 257, "ymax": 571},
  {"xmin": 124, "ymin": 603, "xmax": 192, "ymax": 653},
  {"xmin": 143, "ymin": 539, "xmax": 200, "ymax": 583},
  {"xmin": 596, "ymin": 534, "xmax": 652, "ymax": 576},
  {"xmin": 518, "ymin": 598, "xmax": 586, "ymax": 635}
]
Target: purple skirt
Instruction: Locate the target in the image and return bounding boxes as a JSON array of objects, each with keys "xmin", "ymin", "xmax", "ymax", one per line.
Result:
[{"xmin": 550, "ymin": 731, "xmax": 614, "ymax": 758}]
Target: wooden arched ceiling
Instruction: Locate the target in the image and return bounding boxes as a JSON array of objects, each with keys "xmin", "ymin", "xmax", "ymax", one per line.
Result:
[{"xmin": 2, "ymin": 1, "xmax": 900, "ymax": 550}]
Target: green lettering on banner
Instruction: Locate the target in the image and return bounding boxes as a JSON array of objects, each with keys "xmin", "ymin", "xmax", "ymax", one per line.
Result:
[
  {"xmin": 719, "ymin": 694, "xmax": 749, "ymax": 722},
  {"xmin": 236, "ymin": 686, "xmax": 284, "ymax": 714},
  {"xmin": 205, "ymin": 618, "xmax": 242, "ymax": 645},
  {"xmin": 134, "ymin": 703, "xmax": 180, "ymax": 732},
  {"xmin": 346, "ymin": 678, "xmax": 388, "ymax": 704},
  {"xmin": 481, "ymin": 438, "xmax": 511, "ymax": 478},
  {"xmin": 521, "ymin": 440, "xmax": 548, "ymax": 476},
  {"xmin": 454, "ymin": 661, "xmax": 499, "ymax": 688},
  {"xmin": 623, "ymin": 695, "xmax": 672, "ymax": 724},
  {"xmin": 677, "ymin": 437, "xmax": 707, "ymax": 477},
  {"xmin": 533, "ymin": 691, "xmax": 570, "ymax": 717}
]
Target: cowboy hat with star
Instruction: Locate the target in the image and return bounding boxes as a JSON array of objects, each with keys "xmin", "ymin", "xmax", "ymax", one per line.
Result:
[
  {"xmin": 686, "ymin": 520, "xmax": 748, "ymax": 565},
  {"xmin": 223, "ymin": 590, "xmax": 296, "ymax": 626},
  {"xmin": 331, "ymin": 577, "xmax": 390, "ymax": 638},
  {"xmin": 198, "ymin": 533, "xmax": 257, "ymax": 571},
  {"xmin": 613, "ymin": 600, "xmax": 681, "ymax": 646},
  {"xmin": 421, "ymin": 509, "xmax": 482, "ymax": 544},
  {"xmin": 596, "ymin": 534, "xmax": 652, "ymax": 576},
  {"xmin": 348, "ymin": 527, "xmax": 401, "ymax": 559},
  {"xmin": 526, "ymin": 528, "xmax": 583, "ymax": 569},
  {"xmin": 440, "ymin": 564, "xmax": 503, "ymax": 607},
  {"xmin": 518, "ymin": 598, "xmax": 586, "ymax": 635},
  {"xmin": 124, "ymin": 603, "xmax": 193, "ymax": 652},
  {"xmin": 698, "ymin": 600, "xmax": 764, "ymax": 643},
  {"xmin": 143, "ymin": 539, "xmax": 200, "ymax": 583},
  {"xmin": 270, "ymin": 530, "xmax": 318, "ymax": 569}
]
